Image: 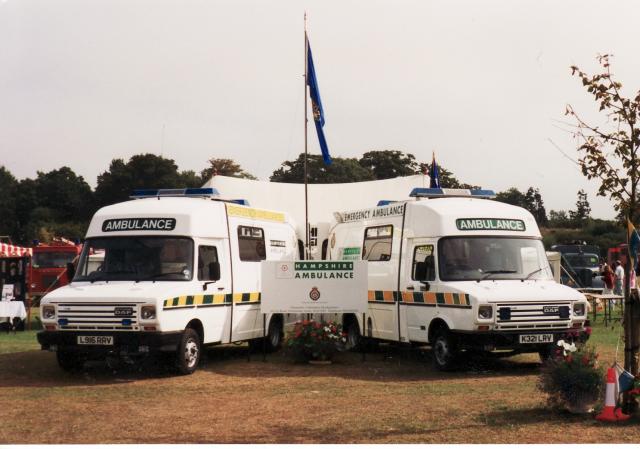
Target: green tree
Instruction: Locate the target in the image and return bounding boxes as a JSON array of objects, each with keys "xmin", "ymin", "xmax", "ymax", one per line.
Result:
[
  {"xmin": 0, "ymin": 167, "xmax": 18, "ymax": 238},
  {"xmin": 548, "ymin": 210, "xmax": 573, "ymax": 228},
  {"xmin": 200, "ymin": 158, "xmax": 257, "ymax": 181},
  {"xmin": 358, "ymin": 150, "xmax": 419, "ymax": 179},
  {"xmin": 418, "ymin": 162, "xmax": 479, "ymax": 189},
  {"xmin": 35, "ymin": 167, "xmax": 94, "ymax": 222},
  {"xmin": 569, "ymin": 189, "xmax": 591, "ymax": 226},
  {"xmin": 566, "ymin": 54, "xmax": 640, "ymax": 383},
  {"xmin": 495, "ymin": 187, "xmax": 548, "ymax": 226},
  {"xmin": 95, "ymin": 154, "xmax": 200, "ymax": 208},
  {"xmin": 270, "ymin": 154, "xmax": 373, "ymax": 183}
]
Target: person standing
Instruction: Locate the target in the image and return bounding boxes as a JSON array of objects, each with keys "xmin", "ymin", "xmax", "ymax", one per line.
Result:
[
  {"xmin": 614, "ymin": 260, "xmax": 625, "ymax": 296},
  {"xmin": 602, "ymin": 264, "xmax": 615, "ymax": 295}
]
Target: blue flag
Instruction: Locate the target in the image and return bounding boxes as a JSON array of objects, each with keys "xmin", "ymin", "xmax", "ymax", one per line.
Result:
[
  {"xmin": 429, "ymin": 153, "xmax": 440, "ymax": 188},
  {"xmin": 307, "ymin": 39, "xmax": 332, "ymax": 165}
]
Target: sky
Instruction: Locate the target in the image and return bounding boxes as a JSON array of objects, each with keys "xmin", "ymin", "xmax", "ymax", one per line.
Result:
[{"xmin": 1, "ymin": 0, "xmax": 640, "ymax": 219}]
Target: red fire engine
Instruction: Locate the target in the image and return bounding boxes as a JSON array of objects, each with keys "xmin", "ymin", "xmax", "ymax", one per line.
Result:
[{"xmin": 29, "ymin": 238, "xmax": 81, "ymax": 299}]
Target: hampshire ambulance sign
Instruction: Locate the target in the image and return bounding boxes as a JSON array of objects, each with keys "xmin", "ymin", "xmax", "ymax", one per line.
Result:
[{"xmin": 260, "ymin": 261, "xmax": 368, "ymax": 314}]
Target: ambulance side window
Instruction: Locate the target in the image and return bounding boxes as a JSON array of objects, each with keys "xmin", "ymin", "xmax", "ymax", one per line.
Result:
[
  {"xmin": 198, "ymin": 246, "xmax": 220, "ymax": 281},
  {"xmin": 363, "ymin": 225, "xmax": 393, "ymax": 261},
  {"xmin": 238, "ymin": 226, "xmax": 266, "ymax": 261},
  {"xmin": 412, "ymin": 245, "xmax": 435, "ymax": 281}
]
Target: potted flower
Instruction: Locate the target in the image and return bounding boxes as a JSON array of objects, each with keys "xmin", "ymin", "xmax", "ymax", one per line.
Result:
[
  {"xmin": 285, "ymin": 319, "xmax": 346, "ymax": 363},
  {"xmin": 538, "ymin": 340, "xmax": 604, "ymax": 414}
]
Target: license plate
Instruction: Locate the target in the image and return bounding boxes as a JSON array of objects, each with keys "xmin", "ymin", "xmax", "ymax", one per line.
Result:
[
  {"xmin": 77, "ymin": 336, "xmax": 114, "ymax": 345},
  {"xmin": 519, "ymin": 334, "xmax": 553, "ymax": 344}
]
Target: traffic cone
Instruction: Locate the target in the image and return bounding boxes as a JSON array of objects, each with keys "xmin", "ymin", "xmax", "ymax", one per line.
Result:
[{"xmin": 596, "ymin": 367, "xmax": 630, "ymax": 422}]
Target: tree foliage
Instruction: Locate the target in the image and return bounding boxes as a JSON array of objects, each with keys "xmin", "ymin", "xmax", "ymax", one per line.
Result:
[
  {"xmin": 0, "ymin": 167, "xmax": 18, "ymax": 238},
  {"xmin": 495, "ymin": 187, "xmax": 548, "ymax": 227},
  {"xmin": 567, "ymin": 54, "xmax": 640, "ymax": 221},
  {"xmin": 95, "ymin": 154, "xmax": 200, "ymax": 209},
  {"xmin": 270, "ymin": 153, "xmax": 373, "ymax": 183},
  {"xmin": 200, "ymin": 158, "xmax": 257, "ymax": 181},
  {"xmin": 359, "ymin": 150, "xmax": 420, "ymax": 179}
]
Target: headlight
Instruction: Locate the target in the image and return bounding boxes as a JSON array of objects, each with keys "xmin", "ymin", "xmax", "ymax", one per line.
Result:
[
  {"xmin": 573, "ymin": 303, "xmax": 586, "ymax": 317},
  {"xmin": 141, "ymin": 305, "xmax": 156, "ymax": 320},
  {"xmin": 478, "ymin": 305, "xmax": 493, "ymax": 319},
  {"xmin": 42, "ymin": 305, "xmax": 56, "ymax": 320}
]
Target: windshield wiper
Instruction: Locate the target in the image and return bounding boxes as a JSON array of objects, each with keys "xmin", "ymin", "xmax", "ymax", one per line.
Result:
[
  {"xmin": 478, "ymin": 270, "xmax": 517, "ymax": 281},
  {"xmin": 523, "ymin": 267, "xmax": 546, "ymax": 281},
  {"xmin": 139, "ymin": 271, "xmax": 187, "ymax": 281}
]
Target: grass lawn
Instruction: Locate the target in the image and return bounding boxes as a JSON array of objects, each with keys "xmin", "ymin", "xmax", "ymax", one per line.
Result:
[{"xmin": 0, "ymin": 310, "xmax": 638, "ymax": 444}]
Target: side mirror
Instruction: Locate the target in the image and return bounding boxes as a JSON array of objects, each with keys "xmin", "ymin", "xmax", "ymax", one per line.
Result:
[
  {"xmin": 209, "ymin": 262, "xmax": 221, "ymax": 281},
  {"xmin": 66, "ymin": 262, "xmax": 76, "ymax": 282}
]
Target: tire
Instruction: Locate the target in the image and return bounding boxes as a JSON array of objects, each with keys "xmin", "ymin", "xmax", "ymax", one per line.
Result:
[
  {"xmin": 265, "ymin": 315, "xmax": 283, "ymax": 352},
  {"xmin": 432, "ymin": 329, "xmax": 457, "ymax": 371},
  {"xmin": 538, "ymin": 344, "xmax": 556, "ymax": 363},
  {"xmin": 175, "ymin": 328, "xmax": 201, "ymax": 375},
  {"xmin": 345, "ymin": 319, "xmax": 361, "ymax": 351},
  {"xmin": 56, "ymin": 350, "xmax": 84, "ymax": 372}
]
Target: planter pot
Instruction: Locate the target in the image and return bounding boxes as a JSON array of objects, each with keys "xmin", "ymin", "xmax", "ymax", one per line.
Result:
[{"xmin": 309, "ymin": 359, "xmax": 332, "ymax": 365}]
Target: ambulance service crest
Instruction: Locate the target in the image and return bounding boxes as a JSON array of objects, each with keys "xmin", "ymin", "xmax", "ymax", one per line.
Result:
[{"xmin": 309, "ymin": 287, "xmax": 321, "ymax": 301}]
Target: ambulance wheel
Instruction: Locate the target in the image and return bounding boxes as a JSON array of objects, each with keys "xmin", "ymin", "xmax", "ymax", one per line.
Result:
[
  {"xmin": 538, "ymin": 345, "xmax": 556, "ymax": 363},
  {"xmin": 265, "ymin": 315, "xmax": 283, "ymax": 352},
  {"xmin": 176, "ymin": 328, "xmax": 201, "ymax": 375},
  {"xmin": 56, "ymin": 350, "xmax": 84, "ymax": 372},
  {"xmin": 249, "ymin": 315, "xmax": 283, "ymax": 353},
  {"xmin": 345, "ymin": 320, "xmax": 361, "ymax": 351},
  {"xmin": 432, "ymin": 329, "xmax": 457, "ymax": 371}
]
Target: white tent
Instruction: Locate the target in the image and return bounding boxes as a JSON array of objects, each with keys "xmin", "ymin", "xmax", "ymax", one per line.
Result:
[
  {"xmin": 203, "ymin": 174, "xmax": 430, "ymax": 258},
  {"xmin": 0, "ymin": 243, "xmax": 32, "ymax": 258}
]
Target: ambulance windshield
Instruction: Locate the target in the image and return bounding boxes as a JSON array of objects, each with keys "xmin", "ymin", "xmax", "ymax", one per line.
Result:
[
  {"xmin": 438, "ymin": 237, "xmax": 552, "ymax": 281},
  {"xmin": 74, "ymin": 237, "xmax": 194, "ymax": 282}
]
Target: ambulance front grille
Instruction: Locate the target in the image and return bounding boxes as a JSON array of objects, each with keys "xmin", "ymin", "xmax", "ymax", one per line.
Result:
[
  {"xmin": 495, "ymin": 301, "xmax": 572, "ymax": 330},
  {"xmin": 56, "ymin": 303, "xmax": 139, "ymax": 331}
]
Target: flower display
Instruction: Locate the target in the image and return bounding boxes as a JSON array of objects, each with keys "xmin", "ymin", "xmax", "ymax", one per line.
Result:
[
  {"xmin": 285, "ymin": 319, "xmax": 346, "ymax": 362},
  {"xmin": 538, "ymin": 343, "xmax": 604, "ymax": 413}
]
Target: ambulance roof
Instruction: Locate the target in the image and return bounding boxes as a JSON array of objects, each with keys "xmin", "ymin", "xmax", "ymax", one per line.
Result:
[
  {"xmin": 86, "ymin": 197, "xmax": 293, "ymax": 239},
  {"xmin": 407, "ymin": 197, "xmax": 541, "ymax": 238}
]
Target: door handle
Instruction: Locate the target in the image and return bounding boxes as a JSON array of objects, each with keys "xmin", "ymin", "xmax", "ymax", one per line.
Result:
[
  {"xmin": 217, "ymin": 287, "xmax": 225, "ymax": 291},
  {"xmin": 406, "ymin": 286, "xmax": 415, "ymax": 291}
]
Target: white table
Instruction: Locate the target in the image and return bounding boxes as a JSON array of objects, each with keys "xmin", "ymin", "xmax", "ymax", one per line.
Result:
[{"xmin": 0, "ymin": 301, "xmax": 27, "ymax": 322}]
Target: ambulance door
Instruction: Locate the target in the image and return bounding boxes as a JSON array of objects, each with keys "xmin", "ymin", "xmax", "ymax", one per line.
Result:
[
  {"xmin": 230, "ymin": 224, "xmax": 265, "ymax": 342},
  {"xmin": 196, "ymin": 240, "xmax": 232, "ymax": 344},
  {"xmin": 402, "ymin": 240, "xmax": 438, "ymax": 343},
  {"xmin": 364, "ymin": 224, "xmax": 399, "ymax": 342}
]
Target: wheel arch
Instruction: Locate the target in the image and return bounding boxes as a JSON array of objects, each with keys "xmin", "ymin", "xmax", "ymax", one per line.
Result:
[
  {"xmin": 186, "ymin": 319, "xmax": 204, "ymax": 343},
  {"xmin": 427, "ymin": 317, "xmax": 453, "ymax": 343}
]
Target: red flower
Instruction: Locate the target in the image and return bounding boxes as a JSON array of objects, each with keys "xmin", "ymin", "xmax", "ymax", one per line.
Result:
[
  {"xmin": 585, "ymin": 327, "xmax": 592, "ymax": 336},
  {"xmin": 566, "ymin": 354, "xmax": 573, "ymax": 363},
  {"xmin": 582, "ymin": 355, "xmax": 590, "ymax": 365}
]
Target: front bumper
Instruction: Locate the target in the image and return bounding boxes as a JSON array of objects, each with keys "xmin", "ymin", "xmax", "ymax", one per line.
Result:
[
  {"xmin": 451, "ymin": 327, "xmax": 589, "ymax": 352},
  {"xmin": 37, "ymin": 330, "xmax": 183, "ymax": 356}
]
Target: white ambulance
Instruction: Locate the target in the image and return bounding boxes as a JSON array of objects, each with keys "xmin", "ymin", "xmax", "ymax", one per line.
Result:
[
  {"xmin": 327, "ymin": 188, "xmax": 589, "ymax": 370},
  {"xmin": 38, "ymin": 188, "xmax": 298, "ymax": 374}
]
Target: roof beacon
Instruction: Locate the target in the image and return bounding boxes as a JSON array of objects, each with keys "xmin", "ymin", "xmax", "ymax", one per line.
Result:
[
  {"xmin": 409, "ymin": 188, "xmax": 496, "ymax": 199},
  {"xmin": 130, "ymin": 188, "xmax": 220, "ymax": 199}
]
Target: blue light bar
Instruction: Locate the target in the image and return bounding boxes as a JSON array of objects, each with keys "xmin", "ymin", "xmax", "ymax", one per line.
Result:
[
  {"xmin": 410, "ymin": 188, "xmax": 445, "ymax": 197},
  {"xmin": 229, "ymin": 199, "xmax": 250, "ymax": 206},
  {"xmin": 377, "ymin": 200, "xmax": 398, "ymax": 206},
  {"xmin": 130, "ymin": 188, "xmax": 220, "ymax": 199},
  {"xmin": 410, "ymin": 188, "xmax": 496, "ymax": 199},
  {"xmin": 470, "ymin": 189, "xmax": 496, "ymax": 198}
]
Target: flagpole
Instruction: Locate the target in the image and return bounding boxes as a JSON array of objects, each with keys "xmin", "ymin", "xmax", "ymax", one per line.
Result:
[{"xmin": 304, "ymin": 13, "xmax": 310, "ymax": 260}]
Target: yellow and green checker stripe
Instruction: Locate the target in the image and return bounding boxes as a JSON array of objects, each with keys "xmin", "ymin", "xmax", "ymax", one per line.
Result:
[
  {"xmin": 368, "ymin": 290, "xmax": 471, "ymax": 309},
  {"xmin": 163, "ymin": 292, "xmax": 261, "ymax": 310}
]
